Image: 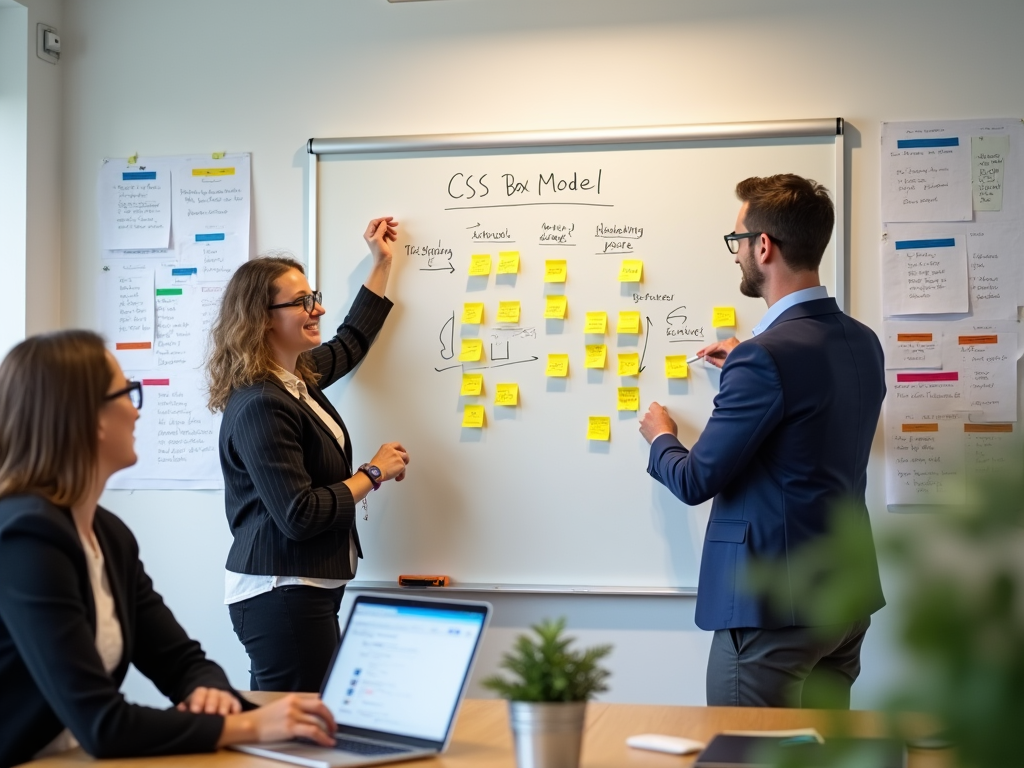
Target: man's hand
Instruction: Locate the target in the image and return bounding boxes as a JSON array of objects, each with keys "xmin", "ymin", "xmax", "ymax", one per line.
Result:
[
  {"xmin": 639, "ymin": 402, "xmax": 678, "ymax": 445},
  {"xmin": 696, "ymin": 337, "xmax": 741, "ymax": 369}
]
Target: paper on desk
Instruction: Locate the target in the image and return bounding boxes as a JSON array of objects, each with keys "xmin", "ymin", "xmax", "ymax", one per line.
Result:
[
  {"xmin": 881, "ymin": 121, "xmax": 972, "ymax": 223},
  {"xmin": 98, "ymin": 158, "xmax": 171, "ymax": 250}
]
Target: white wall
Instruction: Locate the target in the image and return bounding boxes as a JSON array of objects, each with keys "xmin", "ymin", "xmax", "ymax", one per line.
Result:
[
  {"xmin": 0, "ymin": 3, "xmax": 27, "ymax": 357},
  {"xmin": 49, "ymin": 0, "xmax": 1024, "ymax": 708}
]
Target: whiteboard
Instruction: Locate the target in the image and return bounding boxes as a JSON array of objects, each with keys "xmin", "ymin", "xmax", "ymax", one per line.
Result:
[{"xmin": 310, "ymin": 121, "xmax": 843, "ymax": 592}]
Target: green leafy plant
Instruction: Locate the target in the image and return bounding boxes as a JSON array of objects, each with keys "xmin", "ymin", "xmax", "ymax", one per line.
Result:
[{"xmin": 482, "ymin": 617, "xmax": 612, "ymax": 702}]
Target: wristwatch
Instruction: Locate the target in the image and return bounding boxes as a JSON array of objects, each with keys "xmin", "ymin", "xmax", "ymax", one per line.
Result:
[{"xmin": 358, "ymin": 463, "xmax": 382, "ymax": 491}]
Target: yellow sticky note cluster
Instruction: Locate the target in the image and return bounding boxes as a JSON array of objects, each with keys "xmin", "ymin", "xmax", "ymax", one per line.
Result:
[
  {"xmin": 497, "ymin": 251, "xmax": 520, "ymax": 275},
  {"xmin": 585, "ymin": 344, "xmax": 607, "ymax": 369},
  {"xmin": 495, "ymin": 383, "xmax": 519, "ymax": 406},
  {"xmin": 618, "ymin": 259, "xmax": 643, "ymax": 282},
  {"xmin": 544, "ymin": 294, "xmax": 567, "ymax": 319},
  {"xmin": 617, "ymin": 311, "xmax": 641, "ymax": 334},
  {"xmin": 462, "ymin": 405, "xmax": 485, "ymax": 428},
  {"xmin": 546, "ymin": 353, "xmax": 569, "ymax": 377},
  {"xmin": 617, "ymin": 387, "xmax": 640, "ymax": 411},
  {"xmin": 459, "ymin": 339, "xmax": 483, "ymax": 362},
  {"xmin": 462, "ymin": 302, "xmax": 484, "ymax": 325},
  {"xmin": 712, "ymin": 306, "xmax": 736, "ymax": 327},
  {"xmin": 460, "ymin": 373, "xmax": 483, "ymax": 396},
  {"xmin": 544, "ymin": 260, "xmax": 567, "ymax": 283},
  {"xmin": 497, "ymin": 300, "xmax": 521, "ymax": 324},
  {"xmin": 617, "ymin": 353, "xmax": 640, "ymax": 377},
  {"xmin": 665, "ymin": 356, "xmax": 689, "ymax": 379},
  {"xmin": 469, "ymin": 254, "xmax": 492, "ymax": 276},
  {"xmin": 587, "ymin": 416, "xmax": 611, "ymax": 441},
  {"xmin": 584, "ymin": 312, "xmax": 607, "ymax": 334}
]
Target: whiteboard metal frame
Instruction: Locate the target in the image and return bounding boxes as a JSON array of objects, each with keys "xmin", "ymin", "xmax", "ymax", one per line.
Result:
[
  {"xmin": 305, "ymin": 117, "xmax": 847, "ymax": 311},
  {"xmin": 304, "ymin": 118, "xmax": 847, "ymax": 596}
]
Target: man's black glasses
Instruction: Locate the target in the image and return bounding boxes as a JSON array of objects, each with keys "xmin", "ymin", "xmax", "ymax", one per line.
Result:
[
  {"xmin": 723, "ymin": 231, "xmax": 762, "ymax": 254},
  {"xmin": 268, "ymin": 291, "xmax": 322, "ymax": 314},
  {"xmin": 105, "ymin": 381, "xmax": 143, "ymax": 409}
]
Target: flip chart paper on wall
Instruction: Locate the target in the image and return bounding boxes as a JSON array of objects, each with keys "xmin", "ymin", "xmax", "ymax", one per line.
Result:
[
  {"xmin": 459, "ymin": 339, "xmax": 483, "ymax": 362},
  {"xmin": 98, "ymin": 158, "xmax": 171, "ymax": 250},
  {"xmin": 965, "ymin": 422, "xmax": 1022, "ymax": 485},
  {"xmin": 966, "ymin": 225, "xmax": 1021, "ymax": 319},
  {"xmin": 882, "ymin": 231, "xmax": 969, "ymax": 315},
  {"xmin": 497, "ymin": 251, "xmax": 520, "ymax": 274},
  {"xmin": 955, "ymin": 331, "xmax": 1017, "ymax": 422},
  {"xmin": 544, "ymin": 294, "xmax": 567, "ymax": 319},
  {"xmin": 585, "ymin": 312, "xmax": 607, "ymax": 334},
  {"xmin": 497, "ymin": 300, "xmax": 521, "ymax": 324},
  {"xmin": 617, "ymin": 387, "xmax": 639, "ymax": 411},
  {"xmin": 972, "ymin": 135, "xmax": 1009, "ymax": 212},
  {"xmin": 546, "ymin": 354, "xmax": 569, "ymax": 377},
  {"xmin": 587, "ymin": 416, "xmax": 611, "ymax": 441},
  {"xmin": 665, "ymin": 355, "xmax": 689, "ymax": 378},
  {"xmin": 618, "ymin": 260, "xmax": 643, "ymax": 282},
  {"xmin": 171, "ymin": 154, "xmax": 251, "ymax": 249},
  {"xmin": 462, "ymin": 405, "xmax": 485, "ymax": 428},
  {"xmin": 712, "ymin": 307, "xmax": 736, "ymax": 328},
  {"xmin": 881, "ymin": 122, "xmax": 972, "ymax": 223},
  {"xmin": 462, "ymin": 302, "xmax": 484, "ymax": 324},
  {"xmin": 618, "ymin": 353, "xmax": 640, "ymax": 376},
  {"xmin": 469, "ymin": 254, "xmax": 492, "ymax": 276},
  {"xmin": 617, "ymin": 311, "xmax": 641, "ymax": 334},
  {"xmin": 585, "ymin": 344, "xmax": 607, "ymax": 369},
  {"xmin": 495, "ymin": 383, "xmax": 519, "ymax": 406},
  {"xmin": 460, "ymin": 373, "xmax": 483, "ymax": 396},
  {"xmin": 544, "ymin": 260, "xmax": 567, "ymax": 282}
]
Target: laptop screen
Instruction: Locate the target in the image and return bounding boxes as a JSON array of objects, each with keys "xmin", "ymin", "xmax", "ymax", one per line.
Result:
[{"xmin": 322, "ymin": 597, "xmax": 489, "ymax": 744}]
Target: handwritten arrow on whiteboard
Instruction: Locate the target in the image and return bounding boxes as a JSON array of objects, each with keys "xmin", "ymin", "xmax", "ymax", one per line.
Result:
[{"xmin": 639, "ymin": 316, "xmax": 652, "ymax": 372}]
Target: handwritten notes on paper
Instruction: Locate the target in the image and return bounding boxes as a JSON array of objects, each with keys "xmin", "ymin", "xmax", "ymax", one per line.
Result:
[
  {"xmin": 469, "ymin": 254, "xmax": 492, "ymax": 276},
  {"xmin": 618, "ymin": 260, "xmax": 643, "ymax": 282},
  {"xmin": 617, "ymin": 311, "xmax": 641, "ymax": 334},
  {"xmin": 585, "ymin": 345, "xmax": 607, "ymax": 369},
  {"xmin": 617, "ymin": 353, "xmax": 640, "ymax": 377},
  {"xmin": 971, "ymin": 135, "xmax": 1008, "ymax": 212},
  {"xmin": 587, "ymin": 416, "xmax": 611, "ymax": 441},
  {"xmin": 617, "ymin": 387, "xmax": 639, "ymax": 411},
  {"xmin": 462, "ymin": 405, "xmax": 485, "ymax": 428},
  {"xmin": 546, "ymin": 354, "xmax": 569, "ymax": 377},
  {"xmin": 460, "ymin": 373, "xmax": 483, "ymax": 396},
  {"xmin": 544, "ymin": 260, "xmax": 567, "ymax": 283},
  {"xmin": 495, "ymin": 383, "xmax": 519, "ymax": 406},
  {"xmin": 462, "ymin": 303, "xmax": 484, "ymax": 324},
  {"xmin": 497, "ymin": 301, "xmax": 521, "ymax": 324},
  {"xmin": 665, "ymin": 356, "xmax": 689, "ymax": 378},
  {"xmin": 712, "ymin": 307, "xmax": 736, "ymax": 328},
  {"xmin": 101, "ymin": 263, "xmax": 156, "ymax": 367},
  {"xmin": 497, "ymin": 251, "xmax": 520, "ymax": 274},
  {"xmin": 881, "ymin": 123, "xmax": 972, "ymax": 223},
  {"xmin": 98, "ymin": 160, "xmax": 171, "ymax": 250},
  {"xmin": 585, "ymin": 312, "xmax": 607, "ymax": 334},
  {"xmin": 459, "ymin": 339, "xmax": 484, "ymax": 362},
  {"xmin": 886, "ymin": 419, "xmax": 966, "ymax": 505},
  {"xmin": 544, "ymin": 294, "xmax": 567, "ymax": 319},
  {"xmin": 882, "ymin": 233, "xmax": 968, "ymax": 315}
]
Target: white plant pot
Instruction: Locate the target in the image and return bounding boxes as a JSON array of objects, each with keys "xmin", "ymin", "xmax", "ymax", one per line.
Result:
[{"xmin": 508, "ymin": 701, "xmax": 587, "ymax": 768}]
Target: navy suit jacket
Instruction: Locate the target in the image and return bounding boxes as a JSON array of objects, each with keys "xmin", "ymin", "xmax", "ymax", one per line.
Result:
[{"xmin": 648, "ymin": 297, "xmax": 886, "ymax": 630}]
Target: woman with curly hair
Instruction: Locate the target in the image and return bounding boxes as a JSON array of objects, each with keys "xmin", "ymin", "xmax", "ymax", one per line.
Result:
[{"xmin": 207, "ymin": 217, "xmax": 410, "ymax": 693}]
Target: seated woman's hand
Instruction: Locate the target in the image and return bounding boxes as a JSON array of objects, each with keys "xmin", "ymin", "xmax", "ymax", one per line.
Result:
[
  {"xmin": 370, "ymin": 441, "xmax": 410, "ymax": 482},
  {"xmin": 177, "ymin": 686, "xmax": 241, "ymax": 715},
  {"xmin": 218, "ymin": 694, "xmax": 337, "ymax": 747}
]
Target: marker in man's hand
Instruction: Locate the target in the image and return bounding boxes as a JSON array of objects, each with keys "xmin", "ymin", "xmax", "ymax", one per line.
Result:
[{"xmin": 686, "ymin": 354, "xmax": 702, "ymax": 364}]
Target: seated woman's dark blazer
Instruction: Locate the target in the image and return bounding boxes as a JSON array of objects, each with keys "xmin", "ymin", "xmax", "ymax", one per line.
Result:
[{"xmin": 0, "ymin": 494, "xmax": 248, "ymax": 767}]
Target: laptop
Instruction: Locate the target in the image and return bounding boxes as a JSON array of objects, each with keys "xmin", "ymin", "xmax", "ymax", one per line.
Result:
[{"xmin": 232, "ymin": 594, "xmax": 492, "ymax": 768}]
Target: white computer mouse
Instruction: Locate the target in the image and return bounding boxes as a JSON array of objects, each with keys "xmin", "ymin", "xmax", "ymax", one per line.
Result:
[{"xmin": 626, "ymin": 733, "xmax": 706, "ymax": 755}]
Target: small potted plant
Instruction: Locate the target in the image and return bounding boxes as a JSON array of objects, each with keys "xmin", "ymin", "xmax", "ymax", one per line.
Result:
[{"xmin": 482, "ymin": 617, "xmax": 611, "ymax": 768}]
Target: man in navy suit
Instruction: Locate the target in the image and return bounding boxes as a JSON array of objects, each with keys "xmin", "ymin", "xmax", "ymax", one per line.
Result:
[{"xmin": 640, "ymin": 174, "xmax": 886, "ymax": 709}]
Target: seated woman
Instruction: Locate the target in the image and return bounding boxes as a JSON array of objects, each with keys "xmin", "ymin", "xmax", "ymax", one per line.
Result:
[{"xmin": 0, "ymin": 331, "xmax": 339, "ymax": 767}]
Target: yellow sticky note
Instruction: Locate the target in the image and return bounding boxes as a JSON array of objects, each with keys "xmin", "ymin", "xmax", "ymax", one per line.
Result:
[
  {"xmin": 462, "ymin": 303, "xmax": 484, "ymax": 325},
  {"xmin": 618, "ymin": 352, "xmax": 640, "ymax": 376},
  {"xmin": 584, "ymin": 312, "xmax": 608, "ymax": 334},
  {"xmin": 497, "ymin": 251, "xmax": 520, "ymax": 274},
  {"xmin": 469, "ymin": 254, "xmax": 492, "ymax": 276},
  {"xmin": 665, "ymin": 356, "xmax": 689, "ymax": 379},
  {"xmin": 546, "ymin": 353, "xmax": 569, "ymax": 377},
  {"xmin": 617, "ymin": 387, "xmax": 640, "ymax": 411},
  {"xmin": 617, "ymin": 310, "xmax": 641, "ymax": 334},
  {"xmin": 497, "ymin": 300, "xmax": 521, "ymax": 324},
  {"xmin": 712, "ymin": 306, "xmax": 736, "ymax": 327},
  {"xmin": 459, "ymin": 339, "xmax": 483, "ymax": 362},
  {"xmin": 462, "ymin": 405, "xmax": 485, "ymax": 428},
  {"xmin": 192, "ymin": 167, "xmax": 235, "ymax": 176},
  {"xmin": 544, "ymin": 260, "xmax": 567, "ymax": 283},
  {"xmin": 544, "ymin": 294, "xmax": 567, "ymax": 319},
  {"xmin": 587, "ymin": 416, "xmax": 611, "ymax": 441},
  {"xmin": 585, "ymin": 344, "xmax": 607, "ymax": 369},
  {"xmin": 618, "ymin": 259, "xmax": 643, "ymax": 282},
  {"xmin": 460, "ymin": 373, "xmax": 483, "ymax": 396},
  {"xmin": 495, "ymin": 383, "xmax": 519, "ymax": 406}
]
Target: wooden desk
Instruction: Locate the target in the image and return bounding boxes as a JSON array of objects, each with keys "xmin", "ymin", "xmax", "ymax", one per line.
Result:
[{"xmin": 25, "ymin": 696, "xmax": 951, "ymax": 768}]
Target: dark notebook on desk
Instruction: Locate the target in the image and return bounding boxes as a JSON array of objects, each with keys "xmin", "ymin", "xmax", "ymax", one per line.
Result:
[{"xmin": 694, "ymin": 734, "xmax": 906, "ymax": 768}]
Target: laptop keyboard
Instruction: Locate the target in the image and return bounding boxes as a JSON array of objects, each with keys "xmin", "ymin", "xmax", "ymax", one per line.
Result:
[{"xmin": 334, "ymin": 737, "xmax": 410, "ymax": 756}]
